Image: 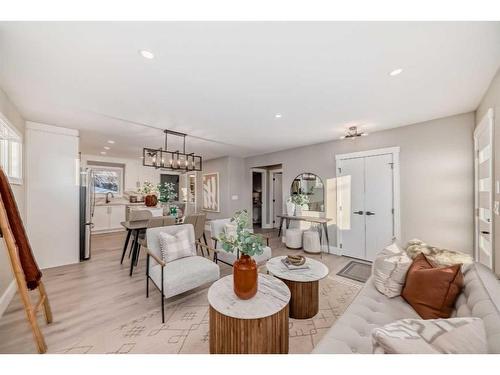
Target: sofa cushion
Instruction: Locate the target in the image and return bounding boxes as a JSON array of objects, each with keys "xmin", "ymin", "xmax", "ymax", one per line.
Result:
[
  {"xmin": 372, "ymin": 317, "xmax": 487, "ymax": 354},
  {"xmin": 406, "ymin": 239, "xmax": 473, "ymax": 271},
  {"xmin": 454, "ymin": 263, "xmax": 500, "ymax": 353},
  {"xmin": 312, "ymin": 277, "xmax": 421, "ymax": 353},
  {"xmin": 402, "ymin": 253, "xmax": 464, "ymax": 319},
  {"xmin": 372, "ymin": 243, "xmax": 412, "ymax": 298}
]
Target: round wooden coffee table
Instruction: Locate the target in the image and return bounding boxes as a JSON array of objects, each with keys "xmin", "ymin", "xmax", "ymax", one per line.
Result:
[
  {"xmin": 266, "ymin": 256, "xmax": 329, "ymax": 319},
  {"xmin": 208, "ymin": 274, "xmax": 290, "ymax": 354}
]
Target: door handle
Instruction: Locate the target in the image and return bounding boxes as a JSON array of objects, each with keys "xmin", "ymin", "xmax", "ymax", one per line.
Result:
[
  {"xmin": 353, "ymin": 211, "xmax": 364, "ymax": 215},
  {"xmin": 365, "ymin": 211, "xmax": 375, "ymax": 216},
  {"xmin": 481, "ymin": 231, "xmax": 490, "ymax": 235}
]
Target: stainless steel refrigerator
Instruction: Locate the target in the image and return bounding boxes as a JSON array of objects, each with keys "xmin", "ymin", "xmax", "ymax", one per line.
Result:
[{"xmin": 79, "ymin": 168, "xmax": 95, "ymax": 261}]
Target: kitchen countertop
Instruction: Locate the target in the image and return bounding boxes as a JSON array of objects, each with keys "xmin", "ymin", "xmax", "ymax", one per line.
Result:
[{"xmin": 95, "ymin": 198, "xmax": 147, "ymax": 206}]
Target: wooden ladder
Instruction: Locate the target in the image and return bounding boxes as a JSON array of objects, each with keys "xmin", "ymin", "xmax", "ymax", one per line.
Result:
[{"xmin": 0, "ymin": 195, "xmax": 52, "ymax": 354}]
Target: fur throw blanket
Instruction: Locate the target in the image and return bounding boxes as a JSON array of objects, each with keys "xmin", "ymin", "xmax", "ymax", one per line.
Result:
[{"xmin": 405, "ymin": 239, "xmax": 473, "ymax": 268}]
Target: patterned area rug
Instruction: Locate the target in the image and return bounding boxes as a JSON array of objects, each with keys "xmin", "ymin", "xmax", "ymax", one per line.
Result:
[
  {"xmin": 55, "ymin": 276, "xmax": 361, "ymax": 354},
  {"xmin": 336, "ymin": 260, "xmax": 372, "ymax": 283}
]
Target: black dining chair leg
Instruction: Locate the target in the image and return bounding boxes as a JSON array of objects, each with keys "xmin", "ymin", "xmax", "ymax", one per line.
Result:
[
  {"xmin": 129, "ymin": 231, "xmax": 139, "ymax": 276},
  {"xmin": 120, "ymin": 229, "xmax": 132, "ymax": 264},
  {"xmin": 135, "ymin": 245, "xmax": 141, "ymax": 267}
]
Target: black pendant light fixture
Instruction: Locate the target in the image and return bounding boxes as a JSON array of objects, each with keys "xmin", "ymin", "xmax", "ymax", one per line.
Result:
[{"xmin": 143, "ymin": 129, "xmax": 202, "ymax": 171}]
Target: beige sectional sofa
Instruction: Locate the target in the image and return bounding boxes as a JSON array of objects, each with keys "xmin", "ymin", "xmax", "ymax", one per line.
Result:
[{"xmin": 313, "ymin": 262, "xmax": 500, "ymax": 354}]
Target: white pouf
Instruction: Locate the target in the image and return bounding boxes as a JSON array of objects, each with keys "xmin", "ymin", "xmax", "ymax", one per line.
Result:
[
  {"xmin": 285, "ymin": 228, "xmax": 303, "ymax": 249},
  {"xmin": 303, "ymin": 230, "xmax": 321, "ymax": 254}
]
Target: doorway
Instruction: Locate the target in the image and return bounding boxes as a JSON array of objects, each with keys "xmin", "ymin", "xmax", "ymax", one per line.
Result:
[
  {"xmin": 336, "ymin": 147, "xmax": 400, "ymax": 261},
  {"xmin": 252, "ymin": 171, "xmax": 264, "ymax": 228},
  {"xmin": 474, "ymin": 108, "xmax": 494, "ymax": 270},
  {"xmin": 271, "ymin": 171, "xmax": 283, "ymax": 228}
]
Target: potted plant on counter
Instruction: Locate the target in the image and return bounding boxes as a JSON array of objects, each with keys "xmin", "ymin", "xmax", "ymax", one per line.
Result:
[
  {"xmin": 158, "ymin": 182, "xmax": 179, "ymax": 216},
  {"xmin": 138, "ymin": 181, "xmax": 159, "ymax": 207},
  {"xmin": 218, "ymin": 209, "xmax": 265, "ymax": 300}
]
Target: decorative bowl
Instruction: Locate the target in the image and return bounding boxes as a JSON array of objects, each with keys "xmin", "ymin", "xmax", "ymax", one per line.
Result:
[{"xmin": 287, "ymin": 255, "xmax": 305, "ymax": 266}]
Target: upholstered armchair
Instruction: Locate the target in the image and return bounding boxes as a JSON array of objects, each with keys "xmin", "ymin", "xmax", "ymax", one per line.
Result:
[
  {"xmin": 209, "ymin": 218, "xmax": 272, "ymax": 266},
  {"xmin": 145, "ymin": 224, "xmax": 220, "ymax": 322}
]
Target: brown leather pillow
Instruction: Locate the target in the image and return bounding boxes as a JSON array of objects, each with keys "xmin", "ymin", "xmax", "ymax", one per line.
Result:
[{"xmin": 402, "ymin": 253, "xmax": 464, "ymax": 319}]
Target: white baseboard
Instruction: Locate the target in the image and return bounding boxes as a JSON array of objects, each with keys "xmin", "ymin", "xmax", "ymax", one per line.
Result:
[
  {"xmin": 321, "ymin": 244, "xmax": 343, "ymax": 255},
  {"xmin": 0, "ymin": 280, "xmax": 17, "ymax": 318},
  {"xmin": 261, "ymin": 224, "xmax": 273, "ymax": 229}
]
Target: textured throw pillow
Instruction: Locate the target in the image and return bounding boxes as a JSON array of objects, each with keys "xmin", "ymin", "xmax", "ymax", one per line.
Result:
[
  {"xmin": 405, "ymin": 239, "xmax": 473, "ymax": 271},
  {"xmin": 402, "ymin": 253, "xmax": 464, "ymax": 319},
  {"xmin": 372, "ymin": 244, "xmax": 412, "ymax": 298},
  {"xmin": 372, "ymin": 317, "xmax": 488, "ymax": 354},
  {"xmin": 372, "ymin": 243, "xmax": 412, "ymax": 298},
  {"xmin": 159, "ymin": 229, "xmax": 196, "ymax": 262}
]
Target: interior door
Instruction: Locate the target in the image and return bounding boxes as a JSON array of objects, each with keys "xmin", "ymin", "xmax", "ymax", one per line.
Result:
[
  {"xmin": 364, "ymin": 154, "xmax": 395, "ymax": 260},
  {"xmin": 273, "ymin": 173, "xmax": 283, "ymax": 228},
  {"xmin": 338, "ymin": 157, "xmax": 366, "ymax": 259},
  {"xmin": 474, "ymin": 110, "xmax": 494, "ymax": 269}
]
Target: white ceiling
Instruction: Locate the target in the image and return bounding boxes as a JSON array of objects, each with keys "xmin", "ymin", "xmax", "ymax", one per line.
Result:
[{"xmin": 0, "ymin": 22, "xmax": 499, "ymax": 160}]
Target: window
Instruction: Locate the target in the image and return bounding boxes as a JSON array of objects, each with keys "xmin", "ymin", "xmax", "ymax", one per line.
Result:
[
  {"xmin": 91, "ymin": 165, "xmax": 124, "ymax": 196},
  {"xmin": 0, "ymin": 113, "xmax": 23, "ymax": 184}
]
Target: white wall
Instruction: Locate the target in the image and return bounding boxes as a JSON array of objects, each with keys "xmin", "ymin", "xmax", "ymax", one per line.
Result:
[
  {"xmin": 244, "ymin": 112, "xmax": 475, "ymax": 254},
  {"xmin": 25, "ymin": 122, "xmax": 80, "ymax": 269},
  {"xmin": 0, "ymin": 87, "xmax": 25, "ymax": 311},
  {"xmin": 476, "ymin": 67, "xmax": 500, "ymax": 274}
]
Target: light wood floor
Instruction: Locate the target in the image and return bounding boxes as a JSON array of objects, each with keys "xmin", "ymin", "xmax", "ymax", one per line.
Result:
[{"xmin": 0, "ymin": 228, "xmax": 357, "ymax": 353}]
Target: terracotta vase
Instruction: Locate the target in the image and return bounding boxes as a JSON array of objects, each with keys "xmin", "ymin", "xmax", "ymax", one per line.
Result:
[
  {"xmin": 145, "ymin": 194, "xmax": 158, "ymax": 207},
  {"xmin": 233, "ymin": 254, "xmax": 258, "ymax": 299}
]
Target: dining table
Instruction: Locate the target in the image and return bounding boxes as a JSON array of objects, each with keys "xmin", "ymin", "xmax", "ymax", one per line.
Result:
[{"xmin": 120, "ymin": 217, "xmax": 183, "ymax": 276}]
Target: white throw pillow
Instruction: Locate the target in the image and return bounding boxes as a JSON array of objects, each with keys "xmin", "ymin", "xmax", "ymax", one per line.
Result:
[
  {"xmin": 405, "ymin": 239, "xmax": 473, "ymax": 272},
  {"xmin": 372, "ymin": 243, "xmax": 412, "ymax": 298},
  {"xmin": 159, "ymin": 229, "xmax": 196, "ymax": 262},
  {"xmin": 372, "ymin": 317, "xmax": 488, "ymax": 354}
]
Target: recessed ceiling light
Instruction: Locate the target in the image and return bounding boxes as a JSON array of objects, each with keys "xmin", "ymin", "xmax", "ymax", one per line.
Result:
[
  {"xmin": 389, "ymin": 68, "xmax": 403, "ymax": 77},
  {"xmin": 103, "ymin": 146, "xmax": 110, "ymax": 150},
  {"xmin": 100, "ymin": 151, "xmax": 107, "ymax": 155},
  {"xmin": 275, "ymin": 113, "xmax": 282, "ymax": 119},
  {"xmin": 139, "ymin": 49, "xmax": 155, "ymax": 60},
  {"xmin": 107, "ymin": 140, "xmax": 115, "ymax": 144}
]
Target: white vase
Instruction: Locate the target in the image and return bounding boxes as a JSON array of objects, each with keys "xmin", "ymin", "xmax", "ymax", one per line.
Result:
[{"xmin": 286, "ymin": 202, "xmax": 296, "ymax": 216}]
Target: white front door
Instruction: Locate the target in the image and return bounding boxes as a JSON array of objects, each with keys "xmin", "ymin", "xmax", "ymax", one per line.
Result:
[
  {"xmin": 474, "ymin": 109, "xmax": 494, "ymax": 269},
  {"xmin": 338, "ymin": 157, "xmax": 366, "ymax": 259},
  {"xmin": 365, "ymin": 154, "xmax": 395, "ymax": 260},
  {"xmin": 337, "ymin": 149, "xmax": 397, "ymax": 261}
]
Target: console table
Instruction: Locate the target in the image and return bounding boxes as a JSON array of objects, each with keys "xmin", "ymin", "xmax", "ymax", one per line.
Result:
[
  {"xmin": 208, "ymin": 274, "xmax": 290, "ymax": 354},
  {"xmin": 276, "ymin": 214, "xmax": 333, "ymax": 251}
]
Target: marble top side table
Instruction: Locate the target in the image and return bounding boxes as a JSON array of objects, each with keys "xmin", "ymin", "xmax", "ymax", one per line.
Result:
[
  {"xmin": 208, "ymin": 274, "xmax": 291, "ymax": 354},
  {"xmin": 266, "ymin": 256, "xmax": 329, "ymax": 319}
]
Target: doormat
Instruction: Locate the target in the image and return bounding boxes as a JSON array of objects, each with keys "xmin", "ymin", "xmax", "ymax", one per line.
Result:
[{"xmin": 336, "ymin": 260, "xmax": 372, "ymax": 283}]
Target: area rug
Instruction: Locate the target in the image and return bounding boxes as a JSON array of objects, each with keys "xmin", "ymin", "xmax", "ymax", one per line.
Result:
[
  {"xmin": 55, "ymin": 276, "xmax": 361, "ymax": 354},
  {"xmin": 336, "ymin": 260, "xmax": 372, "ymax": 283}
]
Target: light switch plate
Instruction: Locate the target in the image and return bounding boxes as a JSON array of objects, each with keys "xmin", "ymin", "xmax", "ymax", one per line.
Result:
[
  {"xmin": 496, "ymin": 180, "xmax": 500, "ymax": 195},
  {"xmin": 231, "ymin": 195, "xmax": 239, "ymax": 200},
  {"xmin": 495, "ymin": 201, "xmax": 500, "ymax": 216}
]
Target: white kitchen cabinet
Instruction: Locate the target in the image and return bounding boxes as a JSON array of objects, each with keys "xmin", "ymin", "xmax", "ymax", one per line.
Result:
[{"xmin": 92, "ymin": 205, "xmax": 126, "ymax": 233}]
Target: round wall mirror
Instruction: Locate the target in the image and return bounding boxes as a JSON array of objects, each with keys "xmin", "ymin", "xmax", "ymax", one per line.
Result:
[{"xmin": 290, "ymin": 173, "xmax": 324, "ymax": 212}]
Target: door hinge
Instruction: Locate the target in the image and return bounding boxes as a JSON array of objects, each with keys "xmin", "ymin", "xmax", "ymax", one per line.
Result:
[
  {"xmin": 389, "ymin": 162, "xmax": 394, "ymax": 169},
  {"xmin": 339, "ymin": 243, "xmax": 343, "ymax": 249},
  {"xmin": 273, "ymin": 199, "xmax": 276, "ymax": 202},
  {"xmin": 339, "ymin": 205, "xmax": 342, "ymax": 211},
  {"xmin": 273, "ymin": 220, "xmax": 275, "ymax": 224},
  {"xmin": 391, "ymin": 208, "xmax": 394, "ymax": 214},
  {"xmin": 338, "ymin": 167, "xmax": 342, "ymax": 174},
  {"xmin": 273, "ymin": 178, "xmax": 275, "ymax": 181}
]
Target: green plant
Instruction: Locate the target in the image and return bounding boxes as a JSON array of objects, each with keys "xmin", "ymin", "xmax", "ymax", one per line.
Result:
[
  {"xmin": 138, "ymin": 181, "xmax": 158, "ymax": 195},
  {"xmin": 218, "ymin": 209, "xmax": 265, "ymax": 257},
  {"xmin": 158, "ymin": 182, "xmax": 178, "ymax": 203},
  {"xmin": 288, "ymin": 194, "xmax": 309, "ymax": 206}
]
